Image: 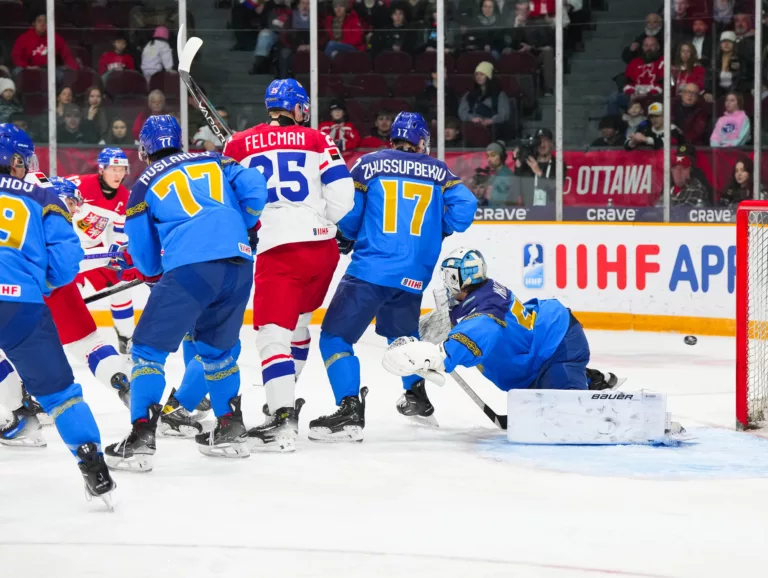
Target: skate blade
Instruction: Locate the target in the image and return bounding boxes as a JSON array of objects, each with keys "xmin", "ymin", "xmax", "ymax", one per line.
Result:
[
  {"xmin": 104, "ymin": 453, "xmax": 154, "ymax": 473},
  {"xmin": 190, "ymin": 409, "xmax": 212, "ymax": 423},
  {"xmin": 85, "ymin": 487, "xmax": 117, "ymax": 512},
  {"xmin": 247, "ymin": 435, "xmax": 296, "ymax": 453},
  {"xmin": 158, "ymin": 422, "xmax": 201, "ymax": 439},
  {"xmin": 308, "ymin": 426, "xmax": 364, "ymax": 443},
  {"xmin": 402, "ymin": 414, "xmax": 439, "ymax": 428},
  {"xmin": 613, "ymin": 377, "xmax": 627, "ymax": 389},
  {"xmin": 197, "ymin": 441, "xmax": 250, "ymax": 458},
  {"xmin": 0, "ymin": 435, "xmax": 47, "ymax": 448},
  {"xmin": 37, "ymin": 414, "xmax": 54, "ymax": 427}
]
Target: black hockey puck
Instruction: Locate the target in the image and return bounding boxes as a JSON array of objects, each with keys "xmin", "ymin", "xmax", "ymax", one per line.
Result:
[{"xmin": 684, "ymin": 335, "xmax": 697, "ymax": 345}]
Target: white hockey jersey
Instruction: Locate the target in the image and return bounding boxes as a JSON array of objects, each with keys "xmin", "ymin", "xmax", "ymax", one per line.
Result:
[{"xmin": 222, "ymin": 123, "xmax": 355, "ymax": 254}]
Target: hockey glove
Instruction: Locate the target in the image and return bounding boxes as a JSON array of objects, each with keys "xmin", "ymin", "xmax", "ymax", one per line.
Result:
[
  {"xmin": 109, "ymin": 247, "xmax": 139, "ymax": 282},
  {"xmin": 383, "ymin": 337, "xmax": 447, "ymax": 386},
  {"xmin": 248, "ymin": 225, "xmax": 259, "ymax": 253},
  {"xmin": 137, "ymin": 272, "xmax": 163, "ymax": 287},
  {"xmin": 336, "ymin": 230, "xmax": 355, "ymax": 255}
]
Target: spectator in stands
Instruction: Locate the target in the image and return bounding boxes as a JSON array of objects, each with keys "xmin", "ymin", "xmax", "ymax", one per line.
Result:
[
  {"xmin": 55, "ymin": 86, "xmax": 73, "ymax": 126},
  {"xmin": 672, "ymin": 43, "xmax": 707, "ymax": 98},
  {"xmin": 248, "ymin": 0, "xmax": 293, "ymax": 75},
  {"xmin": 325, "ymin": 0, "xmax": 366, "ymax": 57},
  {"xmin": 280, "ymin": 0, "xmax": 311, "ymax": 78},
  {"xmin": 403, "ymin": 0, "xmax": 428, "ymax": 25},
  {"xmin": 513, "ymin": 128, "xmax": 561, "ymax": 206},
  {"xmin": 461, "ymin": 0, "xmax": 501, "ymax": 57},
  {"xmin": 565, "ymin": 0, "xmax": 588, "ymax": 53},
  {"xmin": 81, "ymin": 87, "xmax": 109, "ymax": 144},
  {"xmin": 710, "ymin": 91, "xmax": 751, "ymax": 147},
  {"xmin": 141, "ymin": 26, "xmax": 174, "ymax": 81},
  {"xmin": 59, "ymin": 104, "xmax": 89, "ymax": 145},
  {"xmin": 470, "ymin": 167, "xmax": 492, "ymax": 206},
  {"xmin": 608, "ymin": 36, "xmax": 664, "ymax": 115},
  {"xmin": 684, "ymin": 18, "xmax": 713, "ymax": 70},
  {"xmin": 458, "ymin": 62, "xmax": 514, "ymax": 139},
  {"xmin": 622, "ymin": 13, "xmax": 663, "ymax": 64},
  {"xmin": 507, "ymin": 0, "xmax": 556, "ymax": 96},
  {"xmin": 625, "ymin": 102, "xmax": 684, "ymax": 150},
  {"xmin": 622, "ymin": 100, "xmax": 647, "ymax": 139},
  {"xmin": 97, "ymin": 35, "xmax": 136, "ymax": 80},
  {"xmin": 733, "ymin": 12, "xmax": 756, "ymax": 92},
  {"xmin": 445, "ymin": 117, "xmax": 463, "ymax": 148},
  {"xmin": 484, "ymin": 140, "xmax": 515, "ymax": 206},
  {"xmin": 720, "ymin": 158, "xmax": 764, "ymax": 207},
  {"xmin": 100, "ymin": 117, "xmax": 134, "ymax": 146},
  {"xmin": 319, "ymin": 99, "xmax": 361, "ymax": 152},
  {"xmin": 354, "ymin": 0, "xmax": 390, "ymax": 39},
  {"xmin": 373, "ymin": 4, "xmax": 419, "ymax": 56},
  {"xmin": 193, "ymin": 107, "xmax": 229, "ymax": 151},
  {"xmin": 9, "ymin": 113, "xmax": 31, "ymax": 137},
  {"xmin": 416, "ymin": 70, "xmax": 459, "ymax": 123},
  {"xmin": 673, "ymin": 82, "xmax": 711, "ymax": 145},
  {"xmin": 0, "ymin": 78, "xmax": 23, "ymax": 124},
  {"xmin": 590, "ymin": 116, "xmax": 625, "ymax": 148},
  {"xmin": 358, "ymin": 109, "xmax": 394, "ymax": 148},
  {"xmin": 528, "ymin": 0, "xmax": 555, "ymax": 19},
  {"xmin": 713, "ymin": 0, "xmax": 735, "ymax": 29},
  {"xmin": 715, "ymin": 31, "xmax": 742, "ymax": 97},
  {"xmin": 669, "ymin": 152, "xmax": 710, "ymax": 207},
  {"xmin": 12, "ymin": 13, "xmax": 78, "ymax": 84},
  {"xmin": 132, "ymin": 90, "xmax": 167, "ymax": 140},
  {"xmin": 420, "ymin": 6, "xmax": 460, "ymax": 53}
]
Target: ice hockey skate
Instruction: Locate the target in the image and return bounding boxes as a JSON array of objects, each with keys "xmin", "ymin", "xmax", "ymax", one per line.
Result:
[
  {"xmin": 158, "ymin": 388, "xmax": 204, "ymax": 438},
  {"xmin": 308, "ymin": 387, "xmax": 368, "ymax": 443},
  {"xmin": 110, "ymin": 372, "xmax": 131, "ymax": 408},
  {"xmin": 21, "ymin": 386, "xmax": 52, "ymax": 426},
  {"xmin": 587, "ymin": 368, "xmax": 626, "ymax": 391},
  {"xmin": 104, "ymin": 404, "xmax": 162, "ymax": 472},
  {"xmin": 192, "ymin": 396, "xmax": 212, "ymax": 421},
  {"xmin": 0, "ymin": 406, "xmax": 46, "ymax": 448},
  {"xmin": 396, "ymin": 380, "xmax": 438, "ymax": 427},
  {"xmin": 77, "ymin": 442, "xmax": 116, "ymax": 511},
  {"xmin": 195, "ymin": 395, "xmax": 249, "ymax": 458},
  {"xmin": 116, "ymin": 330, "xmax": 131, "ymax": 356},
  {"xmin": 247, "ymin": 398, "xmax": 305, "ymax": 452}
]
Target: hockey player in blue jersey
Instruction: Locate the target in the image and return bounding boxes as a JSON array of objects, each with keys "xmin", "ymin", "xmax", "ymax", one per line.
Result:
[
  {"xmin": 104, "ymin": 115, "xmax": 268, "ymax": 471},
  {"xmin": 308, "ymin": 112, "xmax": 477, "ymax": 442},
  {"xmin": 0, "ymin": 129, "xmax": 115, "ymax": 505},
  {"xmin": 382, "ymin": 248, "xmax": 592, "ymax": 397}
]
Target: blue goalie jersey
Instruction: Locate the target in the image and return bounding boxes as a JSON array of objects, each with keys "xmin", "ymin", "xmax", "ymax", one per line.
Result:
[
  {"xmin": 338, "ymin": 149, "xmax": 477, "ymax": 293},
  {"xmin": 0, "ymin": 176, "xmax": 84, "ymax": 303},
  {"xmin": 444, "ymin": 279, "xmax": 572, "ymax": 390},
  {"xmin": 126, "ymin": 151, "xmax": 268, "ymax": 276}
]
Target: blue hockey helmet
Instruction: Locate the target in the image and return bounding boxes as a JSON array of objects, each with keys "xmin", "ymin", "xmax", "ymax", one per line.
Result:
[
  {"xmin": 0, "ymin": 135, "xmax": 15, "ymax": 170},
  {"xmin": 264, "ymin": 79, "xmax": 310, "ymax": 119},
  {"xmin": 440, "ymin": 248, "xmax": 488, "ymax": 297},
  {"xmin": 390, "ymin": 112, "xmax": 430, "ymax": 154},
  {"xmin": 97, "ymin": 147, "xmax": 130, "ymax": 174},
  {"xmin": 0, "ymin": 123, "xmax": 38, "ymax": 172},
  {"xmin": 49, "ymin": 176, "xmax": 84, "ymax": 212},
  {"xmin": 138, "ymin": 115, "xmax": 182, "ymax": 160}
]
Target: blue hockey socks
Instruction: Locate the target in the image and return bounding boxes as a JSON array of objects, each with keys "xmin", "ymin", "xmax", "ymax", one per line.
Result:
[
  {"xmin": 175, "ymin": 356, "xmax": 206, "ymax": 412},
  {"xmin": 195, "ymin": 341, "xmax": 240, "ymax": 417},
  {"xmin": 129, "ymin": 344, "xmax": 168, "ymax": 422},
  {"xmin": 320, "ymin": 332, "xmax": 361, "ymax": 405},
  {"xmin": 36, "ymin": 383, "xmax": 101, "ymax": 457}
]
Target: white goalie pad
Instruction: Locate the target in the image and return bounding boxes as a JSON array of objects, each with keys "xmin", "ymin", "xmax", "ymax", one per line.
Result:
[
  {"xmin": 506, "ymin": 389, "xmax": 670, "ymax": 445},
  {"xmin": 419, "ymin": 287, "xmax": 453, "ymax": 345}
]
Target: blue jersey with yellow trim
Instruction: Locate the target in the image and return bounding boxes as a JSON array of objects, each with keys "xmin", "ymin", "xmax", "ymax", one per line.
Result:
[
  {"xmin": 339, "ymin": 149, "xmax": 477, "ymax": 293},
  {"xmin": 443, "ymin": 279, "xmax": 571, "ymax": 390},
  {"xmin": 0, "ymin": 175, "xmax": 84, "ymax": 303},
  {"xmin": 126, "ymin": 151, "xmax": 268, "ymax": 276}
]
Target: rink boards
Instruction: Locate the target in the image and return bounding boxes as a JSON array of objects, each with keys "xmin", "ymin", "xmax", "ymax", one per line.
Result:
[{"xmin": 89, "ymin": 221, "xmax": 737, "ymax": 336}]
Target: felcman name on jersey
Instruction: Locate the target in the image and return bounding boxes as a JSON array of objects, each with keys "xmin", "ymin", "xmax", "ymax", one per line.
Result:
[
  {"xmin": 138, "ymin": 151, "xmax": 214, "ymax": 186},
  {"xmin": 360, "ymin": 159, "xmax": 447, "ymax": 182},
  {"xmin": 244, "ymin": 131, "xmax": 306, "ymax": 152}
]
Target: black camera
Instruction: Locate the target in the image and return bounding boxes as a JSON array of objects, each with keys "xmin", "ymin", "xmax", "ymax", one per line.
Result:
[{"xmin": 518, "ymin": 134, "xmax": 537, "ymax": 162}]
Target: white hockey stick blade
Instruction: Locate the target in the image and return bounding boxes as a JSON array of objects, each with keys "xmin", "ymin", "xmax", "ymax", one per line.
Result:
[{"xmin": 178, "ymin": 26, "xmax": 203, "ymax": 74}]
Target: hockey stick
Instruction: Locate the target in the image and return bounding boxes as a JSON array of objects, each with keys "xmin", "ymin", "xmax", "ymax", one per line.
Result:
[
  {"xmin": 177, "ymin": 25, "xmax": 233, "ymax": 145},
  {"xmin": 449, "ymin": 370, "xmax": 507, "ymax": 430},
  {"xmin": 83, "ymin": 251, "xmax": 122, "ymax": 261},
  {"xmin": 83, "ymin": 279, "xmax": 143, "ymax": 304}
]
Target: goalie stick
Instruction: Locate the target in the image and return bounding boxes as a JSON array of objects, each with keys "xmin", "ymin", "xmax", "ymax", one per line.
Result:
[
  {"xmin": 83, "ymin": 279, "xmax": 143, "ymax": 304},
  {"xmin": 449, "ymin": 370, "xmax": 508, "ymax": 430},
  {"xmin": 177, "ymin": 25, "xmax": 233, "ymax": 145}
]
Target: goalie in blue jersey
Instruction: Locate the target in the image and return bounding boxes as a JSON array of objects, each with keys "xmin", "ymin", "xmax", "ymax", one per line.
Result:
[{"xmin": 308, "ymin": 112, "xmax": 477, "ymax": 442}]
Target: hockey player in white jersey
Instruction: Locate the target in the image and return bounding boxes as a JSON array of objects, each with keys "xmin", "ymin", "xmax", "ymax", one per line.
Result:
[{"xmin": 222, "ymin": 79, "xmax": 355, "ymax": 452}]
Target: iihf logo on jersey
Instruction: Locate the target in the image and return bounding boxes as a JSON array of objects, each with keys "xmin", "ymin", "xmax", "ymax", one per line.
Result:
[
  {"xmin": 401, "ymin": 278, "xmax": 423, "ymax": 291},
  {"xmin": 523, "ymin": 244, "xmax": 544, "ymax": 289}
]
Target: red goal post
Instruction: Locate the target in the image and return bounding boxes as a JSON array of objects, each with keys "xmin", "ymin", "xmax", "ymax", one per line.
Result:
[{"xmin": 736, "ymin": 201, "xmax": 768, "ymax": 430}]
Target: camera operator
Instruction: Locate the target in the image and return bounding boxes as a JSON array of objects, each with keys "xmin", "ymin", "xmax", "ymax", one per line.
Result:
[{"xmin": 513, "ymin": 128, "xmax": 563, "ymax": 206}]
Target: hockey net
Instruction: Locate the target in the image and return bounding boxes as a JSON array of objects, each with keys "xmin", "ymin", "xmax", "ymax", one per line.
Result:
[{"xmin": 736, "ymin": 202, "xmax": 768, "ymax": 429}]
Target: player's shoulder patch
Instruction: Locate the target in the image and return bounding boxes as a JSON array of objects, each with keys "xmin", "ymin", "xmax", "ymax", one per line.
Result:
[
  {"xmin": 42, "ymin": 202, "xmax": 72, "ymax": 223},
  {"xmin": 463, "ymin": 312, "xmax": 507, "ymax": 328},
  {"xmin": 221, "ymin": 156, "xmax": 237, "ymax": 166},
  {"xmin": 126, "ymin": 201, "xmax": 148, "ymax": 219},
  {"xmin": 448, "ymin": 332, "xmax": 483, "ymax": 357}
]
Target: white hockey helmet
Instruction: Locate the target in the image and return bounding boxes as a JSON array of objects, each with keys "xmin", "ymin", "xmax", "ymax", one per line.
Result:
[{"xmin": 440, "ymin": 247, "xmax": 488, "ymax": 297}]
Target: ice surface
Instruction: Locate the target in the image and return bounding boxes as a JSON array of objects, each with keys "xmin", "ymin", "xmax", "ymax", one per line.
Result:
[{"xmin": 2, "ymin": 327, "xmax": 768, "ymax": 578}]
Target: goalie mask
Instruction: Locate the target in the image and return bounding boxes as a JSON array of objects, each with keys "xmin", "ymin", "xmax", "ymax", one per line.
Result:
[{"xmin": 440, "ymin": 248, "xmax": 487, "ymax": 297}]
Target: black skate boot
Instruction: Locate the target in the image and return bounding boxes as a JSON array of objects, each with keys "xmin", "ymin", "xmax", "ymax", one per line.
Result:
[
  {"xmin": 396, "ymin": 380, "xmax": 438, "ymax": 427},
  {"xmin": 104, "ymin": 404, "xmax": 162, "ymax": 472},
  {"xmin": 192, "ymin": 395, "xmax": 212, "ymax": 421},
  {"xmin": 308, "ymin": 387, "xmax": 368, "ymax": 443},
  {"xmin": 110, "ymin": 372, "xmax": 131, "ymax": 408},
  {"xmin": 116, "ymin": 330, "xmax": 132, "ymax": 355},
  {"xmin": 247, "ymin": 398, "xmax": 305, "ymax": 452},
  {"xmin": 195, "ymin": 395, "xmax": 249, "ymax": 458},
  {"xmin": 587, "ymin": 368, "xmax": 623, "ymax": 391},
  {"xmin": 21, "ymin": 385, "xmax": 52, "ymax": 426},
  {"xmin": 0, "ymin": 405, "xmax": 46, "ymax": 447},
  {"xmin": 77, "ymin": 443, "xmax": 116, "ymax": 510},
  {"xmin": 158, "ymin": 389, "xmax": 204, "ymax": 439}
]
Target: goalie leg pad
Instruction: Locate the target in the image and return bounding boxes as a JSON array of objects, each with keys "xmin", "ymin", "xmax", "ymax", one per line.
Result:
[{"xmin": 506, "ymin": 389, "xmax": 670, "ymax": 445}]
